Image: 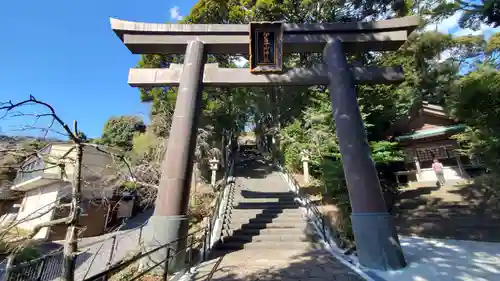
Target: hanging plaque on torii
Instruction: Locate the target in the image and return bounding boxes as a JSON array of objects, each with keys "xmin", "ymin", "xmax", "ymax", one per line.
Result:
[{"xmin": 249, "ymin": 22, "xmax": 284, "ymax": 73}]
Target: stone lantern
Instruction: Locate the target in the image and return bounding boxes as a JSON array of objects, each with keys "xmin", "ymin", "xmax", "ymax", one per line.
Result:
[
  {"xmin": 300, "ymin": 150, "xmax": 310, "ymax": 184},
  {"xmin": 209, "ymin": 157, "xmax": 219, "ymax": 188}
]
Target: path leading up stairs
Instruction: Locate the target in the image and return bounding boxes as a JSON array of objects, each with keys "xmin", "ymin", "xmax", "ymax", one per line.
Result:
[{"xmin": 189, "ymin": 155, "xmax": 366, "ymax": 281}]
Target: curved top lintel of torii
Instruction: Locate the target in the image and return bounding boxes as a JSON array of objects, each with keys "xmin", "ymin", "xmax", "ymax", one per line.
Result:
[
  {"xmin": 109, "ymin": 16, "xmax": 421, "ymax": 54},
  {"xmin": 110, "ymin": 16, "xmax": 420, "ymax": 38}
]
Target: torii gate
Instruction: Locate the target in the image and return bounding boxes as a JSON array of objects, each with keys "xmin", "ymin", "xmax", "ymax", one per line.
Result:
[{"xmin": 111, "ymin": 16, "xmax": 419, "ymax": 271}]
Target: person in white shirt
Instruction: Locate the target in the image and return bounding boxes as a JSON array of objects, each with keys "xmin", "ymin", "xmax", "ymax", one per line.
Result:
[{"xmin": 432, "ymin": 158, "xmax": 445, "ymax": 186}]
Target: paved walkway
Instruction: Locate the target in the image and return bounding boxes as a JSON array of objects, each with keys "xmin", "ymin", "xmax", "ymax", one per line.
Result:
[
  {"xmin": 369, "ymin": 236, "xmax": 500, "ymax": 281},
  {"xmin": 187, "ymin": 155, "xmax": 365, "ymax": 281},
  {"xmin": 190, "ymin": 248, "xmax": 363, "ymax": 281}
]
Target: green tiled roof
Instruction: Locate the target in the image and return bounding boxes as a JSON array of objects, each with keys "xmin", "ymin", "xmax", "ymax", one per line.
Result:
[{"xmin": 395, "ymin": 124, "xmax": 466, "ymax": 141}]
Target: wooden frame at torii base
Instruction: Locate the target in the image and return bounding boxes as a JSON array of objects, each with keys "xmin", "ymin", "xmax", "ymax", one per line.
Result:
[{"xmin": 110, "ymin": 15, "xmax": 420, "ymax": 273}]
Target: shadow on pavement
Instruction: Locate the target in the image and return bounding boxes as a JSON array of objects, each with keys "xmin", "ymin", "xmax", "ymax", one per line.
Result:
[{"xmin": 394, "ymin": 180, "xmax": 500, "ymax": 242}]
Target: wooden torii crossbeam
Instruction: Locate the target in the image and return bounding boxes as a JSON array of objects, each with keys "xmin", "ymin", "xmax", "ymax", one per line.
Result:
[{"xmin": 110, "ymin": 16, "xmax": 420, "ymax": 273}]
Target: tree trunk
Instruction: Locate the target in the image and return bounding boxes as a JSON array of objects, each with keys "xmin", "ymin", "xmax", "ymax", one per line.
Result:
[{"xmin": 62, "ymin": 142, "xmax": 83, "ymax": 281}]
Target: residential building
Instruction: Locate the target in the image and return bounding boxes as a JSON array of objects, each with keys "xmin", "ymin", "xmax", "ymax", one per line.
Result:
[
  {"xmin": 0, "ymin": 187, "xmax": 22, "ymax": 227},
  {"xmin": 11, "ymin": 143, "xmax": 122, "ymax": 240}
]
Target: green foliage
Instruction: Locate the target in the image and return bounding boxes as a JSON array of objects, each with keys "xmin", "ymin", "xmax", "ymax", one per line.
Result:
[
  {"xmin": 0, "ymin": 139, "xmax": 49, "ymax": 187},
  {"xmin": 121, "ymin": 181, "xmax": 138, "ymax": 192},
  {"xmin": 458, "ymin": 0, "xmax": 500, "ymax": 29},
  {"xmin": 100, "ymin": 116, "xmax": 146, "ymax": 151},
  {"xmin": 370, "ymin": 141, "xmax": 404, "ymax": 164},
  {"xmin": 0, "ymin": 154, "xmax": 18, "ymax": 187},
  {"xmin": 448, "ymin": 66, "xmax": 500, "ymax": 175},
  {"xmin": 119, "ymin": 0, "xmax": 500, "ymax": 242},
  {"xmin": 76, "ymin": 131, "xmax": 88, "ymax": 142},
  {"xmin": 20, "ymin": 140, "xmax": 49, "ymax": 152}
]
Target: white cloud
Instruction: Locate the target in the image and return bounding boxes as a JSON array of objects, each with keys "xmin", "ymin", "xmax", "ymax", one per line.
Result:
[
  {"xmin": 169, "ymin": 6, "xmax": 183, "ymax": 21},
  {"xmin": 454, "ymin": 24, "xmax": 500, "ymax": 38},
  {"xmin": 426, "ymin": 10, "xmax": 500, "ymax": 39},
  {"xmin": 422, "ymin": 10, "xmax": 500, "ymax": 65},
  {"xmin": 424, "ymin": 12, "xmax": 461, "ymax": 34}
]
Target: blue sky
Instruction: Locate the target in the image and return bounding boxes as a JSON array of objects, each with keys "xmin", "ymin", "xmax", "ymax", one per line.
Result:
[
  {"xmin": 0, "ymin": 0, "xmax": 195, "ymax": 139},
  {"xmin": 0, "ymin": 1, "xmax": 498, "ymax": 139}
]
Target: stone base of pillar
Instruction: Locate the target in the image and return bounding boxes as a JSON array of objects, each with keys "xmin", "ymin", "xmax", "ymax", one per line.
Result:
[
  {"xmin": 140, "ymin": 215, "xmax": 189, "ymax": 274},
  {"xmin": 351, "ymin": 212, "xmax": 407, "ymax": 270}
]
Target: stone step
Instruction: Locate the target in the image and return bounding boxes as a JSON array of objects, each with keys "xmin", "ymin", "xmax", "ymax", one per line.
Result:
[
  {"xmin": 232, "ymin": 197, "xmax": 297, "ymax": 204},
  {"xmin": 225, "ymin": 216, "xmax": 306, "ymax": 225},
  {"xmin": 395, "ymin": 208, "xmax": 485, "ymax": 214},
  {"xmin": 396, "ymin": 219, "xmax": 500, "ymax": 229},
  {"xmin": 214, "ymin": 241, "xmax": 317, "ymax": 250},
  {"xmin": 228, "ymin": 208, "xmax": 302, "ymax": 215},
  {"xmin": 234, "ymin": 191, "xmax": 295, "ymax": 196},
  {"xmin": 221, "ymin": 233, "xmax": 315, "ymax": 243},
  {"xmin": 225, "ymin": 215, "xmax": 304, "ymax": 223},
  {"xmin": 396, "ymin": 212, "xmax": 500, "ymax": 220},
  {"xmin": 226, "ymin": 209, "xmax": 303, "ymax": 218},
  {"xmin": 234, "ymin": 192, "xmax": 296, "ymax": 199},
  {"xmin": 231, "ymin": 202, "xmax": 299, "ymax": 210},
  {"xmin": 207, "ymin": 247, "xmax": 334, "ymax": 261},
  {"xmin": 396, "ymin": 204, "xmax": 500, "ymax": 212},
  {"xmin": 222, "ymin": 227, "xmax": 307, "ymax": 237},
  {"xmin": 227, "ymin": 221, "xmax": 309, "ymax": 230},
  {"xmin": 395, "ymin": 214, "xmax": 500, "ymax": 224}
]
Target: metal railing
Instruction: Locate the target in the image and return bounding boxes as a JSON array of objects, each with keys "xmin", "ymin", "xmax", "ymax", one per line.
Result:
[
  {"xmin": 0, "ymin": 251, "xmax": 63, "ymax": 281},
  {"xmin": 1, "ymin": 147, "xmax": 236, "ymax": 281},
  {"xmin": 276, "ymin": 162, "xmax": 346, "ymax": 249},
  {"xmin": 83, "ymin": 227, "xmax": 205, "ymax": 281},
  {"xmin": 80, "ymin": 156, "xmax": 235, "ymax": 281}
]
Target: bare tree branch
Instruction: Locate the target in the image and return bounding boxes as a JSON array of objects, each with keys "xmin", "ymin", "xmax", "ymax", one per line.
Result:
[{"xmin": 1, "ymin": 97, "xmax": 83, "ymax": 281}]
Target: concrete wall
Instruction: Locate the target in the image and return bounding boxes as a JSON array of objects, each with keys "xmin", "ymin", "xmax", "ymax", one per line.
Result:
[
  {"xmin": 48, "ymin": 199, "xmax": 112, "ymax": 240},
  {"xmin": 16, "ymin": 183, "xmax": 59, "ymax": 239}
]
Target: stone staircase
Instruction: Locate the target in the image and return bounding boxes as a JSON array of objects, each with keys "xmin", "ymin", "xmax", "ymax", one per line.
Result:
[
  {"xmin": 394, "ymin": 183, "xmax": 500, "ymax": 242},
  {"xmin": 189, "ymin": 156, "xmax": 365, "ymax": 281},
  {"xmin": 210, "ymin": 158, "xmax": 320, "ymax": 255},
  {"xmin": 215, "ymin": 191, "xmax": 317, "ymax": 252}
]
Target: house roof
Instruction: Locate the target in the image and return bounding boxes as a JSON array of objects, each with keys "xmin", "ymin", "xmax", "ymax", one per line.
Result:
[
  {"xmin": 394, "ymin": 124, "xmax": 466, "ymax": 141},
  {"xmin": 387, "ymin": 101, "xmax": 461, "ymax": 140}
]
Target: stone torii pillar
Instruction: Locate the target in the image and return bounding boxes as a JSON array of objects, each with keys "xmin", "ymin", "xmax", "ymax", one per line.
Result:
[
  {"xmin": 144, "ymin": 41, "xmax": 205, "ymax": 271},
  {"xmin": 324, "ymin": 40, "xmax": 406, "ymax": 269}
]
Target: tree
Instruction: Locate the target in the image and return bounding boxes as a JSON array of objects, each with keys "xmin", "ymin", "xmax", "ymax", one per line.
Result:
[
  {"xmin": 100, "ymin": 116, "xmax": 146, "ymax": 151},
  {"xmin": 0, "ymin": 97, "xmax": 144, "ymax": 281},
  {"xmin": 458, "ymin": 0, "xmax": 500, "ymax": 29},
  {"xmin": 129, "ymin": 0, "xmax": 499, "ymax": 242},
  {"xmin": 0, "ymin": 96, "xmax": 88, "ymax": 281},
  {"xmin": 76, "ymin": 131, "xmax": 88, "ymax": 142},
  {"xmin": 448, "ymin": 66, "xmax": 500, "ymax": 176}
]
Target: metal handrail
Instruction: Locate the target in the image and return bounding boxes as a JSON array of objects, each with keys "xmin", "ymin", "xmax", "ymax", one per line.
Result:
[
  {"xmin": 83, "ymin": 228, "xmax": 205, "ymax": 281},
  {"xmin": 208, "ymin": 157, "xmax": 235, "ymax": 247},
  {"xmin": 276, "ymin": 162, "xmax": 345, "ymax": 249}
]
